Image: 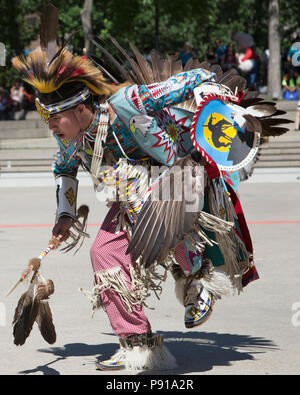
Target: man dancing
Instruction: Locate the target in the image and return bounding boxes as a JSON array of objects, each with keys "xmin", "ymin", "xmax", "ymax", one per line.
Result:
[{"xmin": 13, "ymin": 4, "xmax": 289, "ymax": 371}]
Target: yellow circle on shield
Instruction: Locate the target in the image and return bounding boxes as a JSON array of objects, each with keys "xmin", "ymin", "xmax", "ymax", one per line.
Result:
[{"xmin": 204, "ymin": 113, "xmax": 237, "ymax": 152}]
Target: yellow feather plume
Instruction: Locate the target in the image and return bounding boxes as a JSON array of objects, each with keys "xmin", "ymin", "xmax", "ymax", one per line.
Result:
[{"xmin": 12, "ymin": 47, "xmax": 121, "ymax": 97}]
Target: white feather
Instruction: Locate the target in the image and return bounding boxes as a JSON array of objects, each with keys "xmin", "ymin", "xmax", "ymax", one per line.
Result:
[
  {"xmin": 200, "ymin": 267, "xmax": 234, "ymax": 299},
  {"xmin": 114, "ymin": 344, "xmax": 177, "ymax": 371},
  {"xmin": 233, "ymin": 112, "xmax": 247, "ymax": 128},
  {"xmin": 243, "ymin": 106, "xmax": 269, "ymax": 118}
]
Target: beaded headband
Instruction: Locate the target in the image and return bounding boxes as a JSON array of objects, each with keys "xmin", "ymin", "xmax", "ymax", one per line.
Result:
[{"xmin": 35, "ymin": 87, "xmax": 90, "ymax": 123}]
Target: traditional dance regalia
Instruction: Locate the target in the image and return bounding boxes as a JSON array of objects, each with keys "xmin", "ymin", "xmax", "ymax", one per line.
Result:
[{"xmin": 13, "ymin": 4, "xmax": 292, "ymax": 371}]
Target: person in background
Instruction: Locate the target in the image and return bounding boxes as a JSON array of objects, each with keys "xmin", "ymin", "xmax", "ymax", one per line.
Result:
[
  {"xmin": 293, "ymin": 75, "xmax": 300, "ymax": 130},
  {"xmin": 10, "ymin": 81, "xmax": 24, "ymax": 119},
  {"xmin": 18, "ymin": 82, "xmax": 34, "ymax": 120},
  {"xmin": 214, "ymin": 39, "xmax": 226, "ymax": 65},
  {"xmin": 295, "ymin": 99, "xmax": 300, "ymax": 131},
  {"xmin": 178, "ymin": 42, "xmax": 197, "ymax": 67},
  {"xmin": 287, "ymin": 37, "xmax": 300, "ymax": 76},
  {"xmin": 221, "ymin": 43, "xmax": 239, "ymax": 71},
  {"xmin": 231, "ymin": 31, "xmax": 254, "ymax": 52},
  {"xmin": 0, "ymin": 87, "xmax": 7, "ymax": 120},
  {"xmin": 282, "ymin": 71, "xmax": 300, "ymax": 101},
  {"xmin": 204, "ymin": 44, "xmax": 218, "ymax": 65},
  {"xmin": 231, "ymin": 31, "xmax": 260, "ymax": 90},
  {"xmin": 239, "ymin": 45, "xmax": 261, "ymax": 90},
  {"xmin": 0, "ymin": 88, "xmax": 13, "ymax": 120}
]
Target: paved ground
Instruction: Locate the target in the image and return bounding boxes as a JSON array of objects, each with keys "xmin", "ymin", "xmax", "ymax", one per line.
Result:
[{"xmin": 0, "ymin": 174, "xmax": 299, "ymax": 375}]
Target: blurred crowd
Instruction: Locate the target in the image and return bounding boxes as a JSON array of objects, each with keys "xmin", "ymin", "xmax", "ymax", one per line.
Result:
[
  {"xmin": 178, "ymin": 33, "xmax": 300, "ymax": 130},
  {"xmin": 179, "ymin": 33, "xmax": 261, "ymax": 92},
  {"xmin": 0, "ymin": 81, "xmax": 34, "ymax": 121},
  {"xmin": 178, "ymin": 34, "xmax": 300, "ymax": 94},
  {"xmin": 0, "ymin": 34, "xmax": 299, "ymax": 128}
]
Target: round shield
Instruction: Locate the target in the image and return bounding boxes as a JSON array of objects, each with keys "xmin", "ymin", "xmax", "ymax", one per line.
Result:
[{"xmin": 190, "ymin": 95, "xmax": 260, "ymax": 171}]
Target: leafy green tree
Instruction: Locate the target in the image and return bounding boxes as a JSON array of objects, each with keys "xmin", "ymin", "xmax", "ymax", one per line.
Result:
[{"xmin": 1, "ymin": 0, "xmax": 299, "ymax": 89}]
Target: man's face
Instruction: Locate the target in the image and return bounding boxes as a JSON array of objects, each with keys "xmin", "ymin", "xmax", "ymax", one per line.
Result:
[{"xmin": 48, "ymin": 109, "xmax": 81, "ymax": 142}]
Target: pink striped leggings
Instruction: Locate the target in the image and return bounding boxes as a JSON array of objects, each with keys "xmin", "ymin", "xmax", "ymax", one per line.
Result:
[{"xmin": 90, "ymin": 203, "xmax": 189, "ymax": 338}]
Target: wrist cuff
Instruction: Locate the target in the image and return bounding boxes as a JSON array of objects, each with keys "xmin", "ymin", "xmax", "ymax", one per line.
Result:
[{"xmin": 55, "ymin": 174, "xmax": 78, "ymax": 220}]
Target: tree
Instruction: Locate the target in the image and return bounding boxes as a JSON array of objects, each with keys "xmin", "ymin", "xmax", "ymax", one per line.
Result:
[
  {"xmin": 1, "ymin": 0, "xmax": 298, "ymax": 90},
  {"xmin": 81, "ymin": 0, "xmax": 94, "ymax": 56},
  {"xmin": 268, "ymin": 0, "xmax": 281, "ymax": 99}
]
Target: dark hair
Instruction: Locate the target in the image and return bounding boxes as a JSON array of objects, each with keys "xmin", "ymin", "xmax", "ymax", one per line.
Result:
[{"xmin": 38, "ymin": 82, "xmax": 86, "ymax": 104}]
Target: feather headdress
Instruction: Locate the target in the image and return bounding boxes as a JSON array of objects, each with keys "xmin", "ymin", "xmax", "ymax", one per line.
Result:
[
  {"xmin": 12, "ymin": 47, "xmax": 119, "ymax": 97},
  {"xmin": 12, "ymin": 4, "xmax": 119, "ymax": 106}
]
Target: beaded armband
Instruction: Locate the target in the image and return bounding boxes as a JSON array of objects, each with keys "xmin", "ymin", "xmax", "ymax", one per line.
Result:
[{"xmin": 55, "ymin": 174, "xmax": 78, "ymax": 221}]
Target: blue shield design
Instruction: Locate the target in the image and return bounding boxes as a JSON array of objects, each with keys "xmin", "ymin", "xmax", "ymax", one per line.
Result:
[{"xmin": 191, "ymin": 96, "xmax": 259, "ymax": 171}]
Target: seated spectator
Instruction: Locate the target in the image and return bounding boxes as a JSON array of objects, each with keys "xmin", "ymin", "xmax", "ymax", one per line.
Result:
[
  {"xmin": 214, "ymin": 39, "xmax": 226, "ymax": 64},
  {"xmin": 204, "ymin": 44, "xmax": 218, "ymax": 65},
  {"xmin": 282, "ymin": 71, "xmax": 300, "ymax": 101},
  {"xmin": 178, "ymin": 42, "xmax": 197, "ymax": 68},
  {"xmin": 221, "ymin": 43, "xmax": 239, "ymax": 71},
  {"xmin": 10, "ymin": 81, "xmax": 24, "ymax": 119}
]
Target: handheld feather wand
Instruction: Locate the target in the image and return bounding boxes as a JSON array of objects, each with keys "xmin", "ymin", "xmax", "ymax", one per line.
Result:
[
  {"xmin": 8, "ymin": 238, "xmax": 61, "ymax": 346},
  {"xmin": 8, "ymin": 204, "xmax": 89, "ymax": 346},
  {"xmin": 6, "ymin": 240, "xmax": 60, "ymax": 297}
]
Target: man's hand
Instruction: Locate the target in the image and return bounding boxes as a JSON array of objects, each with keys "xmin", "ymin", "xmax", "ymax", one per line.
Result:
[{"xmin": 52, "ymin": 215, "xmax": 73, "ymax": 242}]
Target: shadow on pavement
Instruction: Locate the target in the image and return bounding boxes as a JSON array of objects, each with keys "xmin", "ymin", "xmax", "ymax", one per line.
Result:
[
  {"xmin": 138, "ymin": 330, "xmax": 278, "ymax": 375},
  {"xmin": 18, "ymin": 331, "xmax": 277, "ymax": 375},
  {"xmin": 19, "ymin": 342, "xmax": 119, "ymax": 375}
]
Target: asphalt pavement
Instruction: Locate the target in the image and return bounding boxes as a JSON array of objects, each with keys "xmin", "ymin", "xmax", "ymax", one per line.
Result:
[{"xmin": 0, "ymin": 172, "xmax": 299, "ymax": 375}]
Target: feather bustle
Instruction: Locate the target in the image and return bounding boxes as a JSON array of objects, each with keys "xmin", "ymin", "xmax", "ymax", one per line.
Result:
[
  {"xmin": 129, "ymin": 43, "xmax": 154, "ymax": 84},
  {"xmin": 261, "ymin": 126, "xmax": 290, "ymax": 137},
  {"xmin": 128, "ymin": 156, "xmax": 202, "ymax": 267}
]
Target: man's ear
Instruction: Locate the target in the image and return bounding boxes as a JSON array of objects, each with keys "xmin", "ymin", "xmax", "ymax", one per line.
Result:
[{"xmin": 74, "ymin": 103, "xmax": 86, "ymax": 115}]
